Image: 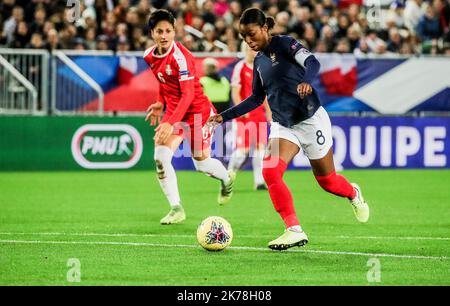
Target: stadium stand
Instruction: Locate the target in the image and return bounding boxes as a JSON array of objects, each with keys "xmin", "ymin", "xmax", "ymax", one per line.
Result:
[{"xmin": 0, "ymin": 0, "xmax": 449, "ymax": 55}]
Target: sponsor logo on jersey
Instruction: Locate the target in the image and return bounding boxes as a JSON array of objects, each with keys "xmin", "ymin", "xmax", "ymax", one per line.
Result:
[
  {"xmin": 179, "ymin": 70, "xmax": 189, "ymax": 76},
  {"xmin": 270, "ymin": 53, "xmax": 279, "ymax": 66},
  {"xmin": 270, "ymin": 53, "xmax": 276, "ymax": 62},
  {"xmin": 71, "ymin": 124, "xmax": 143, "ymax": 169}
]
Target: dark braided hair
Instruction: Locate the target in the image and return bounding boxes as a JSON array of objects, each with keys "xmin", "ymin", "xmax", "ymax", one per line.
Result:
[{"xmin": 240, "ymin": 8, "xmax": 275, "ymax": 30}]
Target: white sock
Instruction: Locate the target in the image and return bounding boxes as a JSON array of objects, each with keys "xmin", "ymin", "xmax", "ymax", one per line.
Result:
[
  {"xmin": 288, "ymin": 225, "xmax": 303, "ymax": 233},
  {"xmin": 193, "ymin": 157, "xmax": 230, "ymax": 184},
  {"xmin": 252, "ymin": 149, "xmax": 265, "ymax": 186},
  {"xmin": 228, "ymin": 149, "xmax": 246, "ymax": 172},
  {"xmin": 154, "ymin": 146, "xmax": 181, "ymax": 209}
]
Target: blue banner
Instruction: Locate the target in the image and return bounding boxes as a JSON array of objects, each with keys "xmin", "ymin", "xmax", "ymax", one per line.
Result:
[
  {"xmin": 55, "ymin": 54, "xmax": 450, "ymax": 113},
  {"xmin": 291, "ymin": 117, "xmax": 450, "ymax": 169},
  {"xmin": 172, "ymin": 117, "xmax": 449, "ymax": 170}
]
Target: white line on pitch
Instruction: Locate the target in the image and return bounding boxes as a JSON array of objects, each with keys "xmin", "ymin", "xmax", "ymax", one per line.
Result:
[
  {"xmin": 0, "ymin": 232, "xmax": 449, "ymax": 241},
  {"xmin": 0, "ymin": 239, "xmax": 448, "ymax": 261},
  {"xmin": 0, "ymin": 232, "xmax": 193, "ymax": 238},
  {"xmin": 337, "ymin": 236, "xmax": 450, "ymax": 241}
]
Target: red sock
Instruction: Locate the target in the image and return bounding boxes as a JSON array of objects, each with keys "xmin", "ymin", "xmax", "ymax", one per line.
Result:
[
  {"xmin": 315, "ymin": 171, "xmax": 356, "ymax": 200},
  {"xmin": 262, "ymin": 157, "xmax": 299, "ymax": 228}
]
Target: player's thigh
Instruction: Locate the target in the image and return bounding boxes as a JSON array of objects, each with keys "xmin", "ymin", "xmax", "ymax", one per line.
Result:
[
  {"xmin": 192, "ymin": 147, "xmax": 211, "ymax": 161},
  {"xmin": 295, "ymin": 107, "xmax": 333, "ymax": 162},
  {"xmin": 295, "ymin": 107, "xmax": 335, "ymax": 176},
  {"xmin": 190, "ymin": 125, "xmax": 213, "ymax": 161},
  {"xmin": 265, "ymin": 138, "xmax": 300, "ymax": 165}
]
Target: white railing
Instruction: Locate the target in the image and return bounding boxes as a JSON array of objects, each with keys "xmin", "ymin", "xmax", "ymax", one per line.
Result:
[
  {"xmin": 52, "ymin": 51, "xmax": 105, "ymax": 116},
  {"xmin": 0, "ymin": 55, "xmax": 38, "ymax": 114},
  {"xmin": 0, "ymin": 48, "xmax": 49, "ymax": 114}
]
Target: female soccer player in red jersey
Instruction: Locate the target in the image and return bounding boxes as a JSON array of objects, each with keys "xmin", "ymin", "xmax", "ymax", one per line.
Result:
[
  {"xmin": 144, "ymin": 10, "xmax": 235, "ymax": 225},
  {"xmin": 228, "ymin": 42, "xmax": 271, "ymax": 190},
  {"xmin": 208, "ymin": 8, "xmax": 369, "ymax": 250}
]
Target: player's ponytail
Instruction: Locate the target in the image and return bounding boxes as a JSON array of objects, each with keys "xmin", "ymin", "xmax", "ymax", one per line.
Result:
[
  {"xmin": 240, "ymin": 8, "xmax": 275, "ymax": 30},
  {"xmin": 265, "ymin": 16, "xmax": 275, "ymax": 30}
]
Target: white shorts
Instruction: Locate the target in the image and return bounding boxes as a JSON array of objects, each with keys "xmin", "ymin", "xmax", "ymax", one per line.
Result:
[{"xmin": 268, "ymin": 107, "xmax": 333, "ymax": 160}]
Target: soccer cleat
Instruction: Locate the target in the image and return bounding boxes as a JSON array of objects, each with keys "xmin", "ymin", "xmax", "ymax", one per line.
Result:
[
  {"xmin": 160, "ymin": 206, "xmax": 186, "ymax": 225},
  {"xmin": 218, "ymin": 171, "xmax": 236, "ymax": 205},
  {"xmin": 268, "ymin": 229, "xmax": 309, "ymax": 251},
  {"xmin": 350, "ymin": 183, "xmax": 369, "ymax": 223},
  {"xmin": 255, "ymin": 183, "xmax": 268, "ymax": 191}
]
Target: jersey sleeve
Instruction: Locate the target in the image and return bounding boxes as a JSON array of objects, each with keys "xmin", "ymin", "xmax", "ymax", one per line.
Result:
[
  {"xmin": 158, "ymin": 84, "xmax": 165, "ymax": 105},
  {"xmin": 173, "ymin": 46, "xmax": 195, "ymax": 82},
  {"xmin": 279, "ymin": 35, "xmax": 314, "ymax": 68},
  {"xmin": 162, "ymin": 45, "xmax": 196, "ymax": 125},
  {"xmin": 143, "ymin": 47, "xmax": 154, "ymax": 67},
  {"xmin": 279, "ymin": 35, "xmax": 320, "ymax": 83},
  {"xmin": 221, "ymin": 62, "xmax": 265, "ymax": 122}
]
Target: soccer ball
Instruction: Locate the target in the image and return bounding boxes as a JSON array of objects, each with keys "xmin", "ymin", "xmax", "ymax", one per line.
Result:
[{"xmin": 197, "ymin": 216, "xmax": 233, "ymax": 251}]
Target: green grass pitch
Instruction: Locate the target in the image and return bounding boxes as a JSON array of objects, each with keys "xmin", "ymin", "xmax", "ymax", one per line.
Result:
[{"xmin": 0, "ymin": 169, "xmax": 449, "ymax": 286}]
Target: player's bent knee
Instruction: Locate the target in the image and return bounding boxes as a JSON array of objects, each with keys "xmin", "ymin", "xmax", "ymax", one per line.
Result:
[
  {"xmin": 192, "ymin": 155, "xmax": 208, "ymax": 162},
  {"xmin": 262, "ymin": 167, "xmax": 279, "ymax": 185},
  {"xmin": 315, "ymin": 171, "xmax": 336, "ymax": 192},
  {"xmin": 192, "ymin": 158, "xmax": 207, "ymax": 172},
  {"xmin": 154, "ymin": 146, "xmax": 173, "ymax": 162}
]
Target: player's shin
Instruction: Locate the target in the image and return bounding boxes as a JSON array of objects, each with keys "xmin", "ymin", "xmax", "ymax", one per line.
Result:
[
  {"xmin": 262, "ymin": 156, "xmax": 300, "ymax": 228},
  {"xmin": 252, "ymin": 149, "xmax": 266, "ymax": 187},
  {"xmin": 228, "ymin": 149, "xmax": 246, "ymax": 173},
  {"xmin": 193, "ymin": 157, "xmax": 230, "ymax": 184},
  {"xmin": 193, "ymin": 157, "xmax": 235, "ymax": 205},
  {"xmin": 315, "ymin": 171, "xmax": 356, "ymax": 200},
  {"xmin": 154, "ymin": 146, "xmax": 181, "ymax": 208}
]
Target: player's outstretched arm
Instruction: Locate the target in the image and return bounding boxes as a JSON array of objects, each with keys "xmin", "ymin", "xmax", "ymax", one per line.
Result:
[
  {"xmin": 263, "ymin": 98, "xmax": 272, "ymax": 122},
  {"xmin": 219, "ymin": 64, "xmax": 265, "ymax": 123},
  {"xmin": 231, "ymin": 86, "xmax": 250, "ymax": 119},
  {"xmin": 220, "ymin": 94, "xmax": 265, "ymax": 123}
]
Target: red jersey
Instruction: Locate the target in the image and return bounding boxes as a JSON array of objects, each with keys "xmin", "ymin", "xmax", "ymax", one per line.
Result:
[
  {"xmin": 144, "ymin": 41, "xmax": 214, "ymax": 126},
  {"xmin": 231, "ymin": 59, "xmax": 266, "ymax": 122}
]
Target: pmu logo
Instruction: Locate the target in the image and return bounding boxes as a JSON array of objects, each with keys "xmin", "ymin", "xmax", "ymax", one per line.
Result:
[{"xmin": 71, "ymin": 124, "xmax": 143, "ymax": 169}]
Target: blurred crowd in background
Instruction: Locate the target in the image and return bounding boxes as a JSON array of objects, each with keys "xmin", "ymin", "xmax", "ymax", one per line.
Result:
[{"xmin": 1, "ymin": 0, "xmax": 450, "ymax": 55}]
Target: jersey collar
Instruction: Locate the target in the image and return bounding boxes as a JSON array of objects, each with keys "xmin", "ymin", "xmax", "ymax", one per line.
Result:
[
  {"xmin": 261, "ymin": 36, "xmax": 277, "ymax": 55},
  {"xmin": 152, "ymin": 41, "xmax": 175, "ymax": 58}
]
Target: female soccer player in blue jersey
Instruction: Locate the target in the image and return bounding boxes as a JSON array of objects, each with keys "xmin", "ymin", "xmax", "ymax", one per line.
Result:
[{"xmin": 208, "ymin": 8, "xmax": 369, "ymax": 250}]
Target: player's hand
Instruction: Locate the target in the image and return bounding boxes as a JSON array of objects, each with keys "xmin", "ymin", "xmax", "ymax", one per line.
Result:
[
  {"xmin": 145, "ymin": 102, "xmax": 163, "ymax": 126},
  {"xmin": 154, "ymin": 122, "xmax": 173, "ymax": 144},
  {"xmin": 297, "ymin": 83, "xmax": 313, "ymax": 99},
  {"xmin": 207, "ymin": 114, "xmax": 224, "ymax": 128}
]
